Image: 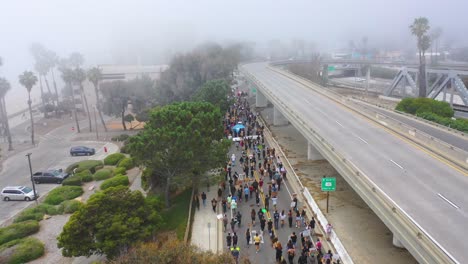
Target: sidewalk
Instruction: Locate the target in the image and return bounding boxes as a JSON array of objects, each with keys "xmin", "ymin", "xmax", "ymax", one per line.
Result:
[{"xmin": 191, "ymin": 181, "xmax": 223, "ymax": 253}]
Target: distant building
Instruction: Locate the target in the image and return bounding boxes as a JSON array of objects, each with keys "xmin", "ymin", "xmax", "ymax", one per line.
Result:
[
  {"xmin": 99, "ymin": 64, "xmax": 168, "ymax": 82},
  {"xmin": 375, "ymin": 50, "xmax": 404, "ymax": 62}
]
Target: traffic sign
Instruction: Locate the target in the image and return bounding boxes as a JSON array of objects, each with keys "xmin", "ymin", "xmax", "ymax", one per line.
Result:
[
  {"xmin": 251, "ymin": 87, "xmax": 257, "ymax": 94},
  {"xmin": 327, "ymin": 66, "xmax": 336, "ymax": 72},
  {"xmin": 321, "ymin": 177, "xmax": 336, "ymax": 192}
]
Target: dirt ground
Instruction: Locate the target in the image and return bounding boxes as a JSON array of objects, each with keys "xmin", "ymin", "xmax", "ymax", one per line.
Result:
[{"xmin": 259, "ymin": 106, "xmax": 416, "ymax": 264}]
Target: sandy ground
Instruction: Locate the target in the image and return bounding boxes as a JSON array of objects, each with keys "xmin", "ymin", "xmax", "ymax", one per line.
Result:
[{"xmin": 258, "ymin": 106, "xmax": 417, "ymax": 264}]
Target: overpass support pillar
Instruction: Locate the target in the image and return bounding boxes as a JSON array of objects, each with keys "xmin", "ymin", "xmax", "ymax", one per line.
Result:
[
  {"xmin": 256, "ymin": 90, "xmax": 268, "ymax": 107},
  {"xmin": 308, "ymin": 142, "xmax": 324, "ymax": 160},
  {"xmin": 392, "ymin": 234, "xmax": 405, "ymax": 249},
  {"xmin": 273, "ymin": 106, "xmax": 289, "ymax": 126}
]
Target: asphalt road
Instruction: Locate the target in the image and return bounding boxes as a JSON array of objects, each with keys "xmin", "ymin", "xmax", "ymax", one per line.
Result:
[
  {"xmin": 0, "ymin": 118, "xmax": 118, "ymax": 225},
  {"xmin": 243, "ymin": 62, "xmax": 468, "ymax": 263}
]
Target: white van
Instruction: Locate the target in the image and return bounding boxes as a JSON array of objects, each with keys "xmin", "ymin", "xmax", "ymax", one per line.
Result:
[{"xmin": 1, "ymin": 186, "xmax": 39, "ymax": 201}]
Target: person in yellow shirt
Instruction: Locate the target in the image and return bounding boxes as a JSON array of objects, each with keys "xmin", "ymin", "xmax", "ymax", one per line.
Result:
[{"xmin": 254, "ymin": 233, "xmax": 261, "ymax": 253}]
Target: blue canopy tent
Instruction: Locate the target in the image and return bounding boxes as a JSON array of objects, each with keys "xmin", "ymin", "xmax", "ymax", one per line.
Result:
[{"xmin": 232, "ymin": 123, "xmax": 245, "ymax": 134}]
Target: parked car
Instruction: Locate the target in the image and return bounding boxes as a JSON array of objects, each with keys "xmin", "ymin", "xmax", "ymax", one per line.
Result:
[
  {"xmin": 70, "ymin": 146, "xmax": 96, "ymax": 156},
  {"xmin": 1, "ymin": 186, "xmax": 39, "ymax": 201},
  {"xmin": 32, "ymin": 169, "xmax": 69, "ymax": 184}
]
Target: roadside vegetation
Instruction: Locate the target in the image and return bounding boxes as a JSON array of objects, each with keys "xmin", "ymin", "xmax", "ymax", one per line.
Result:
[{"xmin": 396, "ymin": 97, "xmax": 468, "ymax": 132}]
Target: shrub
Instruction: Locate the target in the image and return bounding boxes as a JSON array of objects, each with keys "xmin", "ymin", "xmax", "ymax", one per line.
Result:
[
  {"xmin": 100, "ymin": 176, "xmax": 129, "ymax": 190},
  {"xmin": 76, "ymin": 169, "xmax": 93, "ymax": 183},
  {"xmin": 14, "ymin": 204, "xmax": 61, "ymax": 223},
  {"xmin": 0, "ymin": 220, "xmax": 40, "ymax": 245},
  {"xmin": 0, "ymin": 237, "xmax": 44, "ymax": 264},
  {"xmin": 113, "ymin": 167, "xmax": 127, "ymax": 175},
  {"xmin": 93, "ymin": 169, "xmax": 113, "ymax": 181},
  {"xmin": 111, "ymin": 134, "xmax": 130, "ymax": 142},
  {"xmin": 65, "ymin": 160, "xmax": 104, "ymax": 174},
  {"xmin": 44, "ymin": 186, "xmax": 84, "ymax": 205},
  {"xmin": 418, "ymin": 112, "xmax": 468, "ymax": 133},
  {"xmin": 396, "ymin": 98, "xmax": 454, "ymax": 118},
  {"xmin": 104, "ymin": 153, "xmax": 125, "ymax": 165},
  {"xmin": 117, "ymin": 157, "xmax": 134, "ymax": 170},
  {"xmin": 58, "ymin": 200, "xmax": 82, "ymax": 214},
  {"xmin": 62, "ymin": 176, "xmax": 82, "ymax": 186}
]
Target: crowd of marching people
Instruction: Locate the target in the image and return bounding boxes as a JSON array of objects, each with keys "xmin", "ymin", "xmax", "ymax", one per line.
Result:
[{"xmin": 213, "ymin": 91, "xmax": 339, "ymax": 264}]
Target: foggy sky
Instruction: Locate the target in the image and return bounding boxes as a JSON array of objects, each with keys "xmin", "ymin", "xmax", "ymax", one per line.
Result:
[{"xmin": 1, "ymin": 0, "xmax": 467, "ymax": 111}]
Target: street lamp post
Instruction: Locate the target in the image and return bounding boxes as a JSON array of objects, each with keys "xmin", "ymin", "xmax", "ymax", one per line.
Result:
[{"xmin": 26, "ymin": 153, "xmax": 38, "ymax": 204}]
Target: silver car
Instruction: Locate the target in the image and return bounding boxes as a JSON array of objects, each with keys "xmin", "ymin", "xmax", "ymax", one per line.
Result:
[{"xmin": 1, "ymin": 186, "xmax": 39, "ymax": 201}]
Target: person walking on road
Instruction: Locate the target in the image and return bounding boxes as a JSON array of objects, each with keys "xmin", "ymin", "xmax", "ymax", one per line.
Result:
[
  {"xmin": 230, "ymin": 245, "xmax": 240, "ymax": 263},
  {"xmin": 274, "ymin": 210, "xmax": 280, "ymax": 229},
  {"xmin": 232, "ymin": 232, "xmax": 238, "ymax": 247},
  {"xmin": 201, "ymin": 192, "xmax": 207, "ymax": 207},
  {"xmin": 288, "ymin": 210, "xmax": 293, "ymax": 228},
  {"xmin": 231, "ymin": 218, "xmax": 236, "ymax": 232},
  {"xmin": 251, "ymin": 209, "xmax": 256, "ymax": 226},
  {"xmin": 254, "ymin": 233, "xmax": 261, "ymax": 253},
  {"xmin": 309, "ymin": 217, "xmax": 316, "ymax": 234},
  {"xmin": 194, "ymin": 195, "xmax": 200, "ymax": 210},
  {"xmin": 295, "ymin": 210, "xmax": 301, "ymax": 228},
  {"xmin": 211, "ymin": 198, "xmax": 218, "ymax": 213},
  {"xmin": 231, "ymin": 153, "xmax": 236, "ymax": 166},
  {"xmin": 290, "ymin": 232, "xmax": 298, "ymax": 248},
  {"xmin": 326, "ymin": 222, "xmax": 333, "ymax": 241},
  {"xmin": 226, "ymin": 233, "xmax": 232, "ymax": 249},
  {"xmin": 231, "ymin": 198, "xmax": 237, "ymax": 213},
  {"xmin": 287, "ymin": 247, "xmax": 296, "ymax": 264},
  {"xmin": 244, "ymin": 185, "xmax": 250, "ymax": 201},
  {"xmin": 223, "ymin": 214, "xmax": 228, "ymax": 232},
  {"xmin": 280, "ymin": 210, "xmax": 286, "ymax": 228},
  {"xmin": 260, "ymin": 216, "xmax": 266, "ymax": 234},
  {"xmin": 274, "ymin": 240, "xmax": 283, "ymax": 262},
  {"xmin": 267, "ymin": 218, "xmax": 273, "ymax": 236},
  {"xmin": 265, "ymin": 195, "xmax": 270, "ymax": 211},
  {"xmin": 236, "ymin": 211, "xmax": 242, "ymax": 228},
  {"xmin": 245, "ymin": 228, "xmax": 251, "ymax": 248}
]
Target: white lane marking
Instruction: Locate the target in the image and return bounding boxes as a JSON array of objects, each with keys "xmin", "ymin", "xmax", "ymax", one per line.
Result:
[
  {"xmin": 335, "ymin": 121, "xmax": 344, "ymax": 128},
  {"xmin": 355, "ymin": 135, "xmax": 368, "ymax": 144},
  {"xmin": 317, "ymin": 109, "xmax": 327, "ymax": 115},
  {"xmin": 437, "ymin": 193, "xmax": 460, "ymax": 209},
  {"xmin": 390, "ymin": 159, "xmax": 404, "ymax": 170},
  {"xmin": 304, "ymin": 99, "xmax": 311, "ymax": 104}
]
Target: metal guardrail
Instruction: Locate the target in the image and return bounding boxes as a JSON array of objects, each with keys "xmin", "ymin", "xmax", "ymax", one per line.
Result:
[{"xmin": 240, "ymin": 66, "xmax": 459, "ymax": 264}]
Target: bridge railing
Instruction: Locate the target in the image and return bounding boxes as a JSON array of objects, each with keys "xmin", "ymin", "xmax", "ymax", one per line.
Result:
[{"xmin": 240, "ymin": 65, "xmax": 459, "ymax": 264}]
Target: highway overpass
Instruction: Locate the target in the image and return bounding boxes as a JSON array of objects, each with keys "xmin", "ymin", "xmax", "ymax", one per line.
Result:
[{"xmin": 241, "ymin": 62, "xmax": 468, "ymax": 264}]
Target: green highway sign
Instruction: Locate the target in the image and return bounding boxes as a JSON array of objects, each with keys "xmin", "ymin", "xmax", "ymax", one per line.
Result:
[
  {"xmin": 251, "ymin": 87, "xmax": 257, "ymax": 93},
  {"xmin": 321, "ymin": 177, "xmax": 336, "ymax": 192},
  {"xmin": 327, "ymin": 66, "xmax": 335, "ymax": 72}
]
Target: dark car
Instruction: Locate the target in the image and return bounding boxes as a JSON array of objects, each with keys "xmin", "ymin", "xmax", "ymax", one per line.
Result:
[
  {"xmin": 32, "ymin": 169, "xmax": 69, "ymax": 184},
  {"xmin": 70, "ymin": 146, "xmax": 96, "ymax": 156}
]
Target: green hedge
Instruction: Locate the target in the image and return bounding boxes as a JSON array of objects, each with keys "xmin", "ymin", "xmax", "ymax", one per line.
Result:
[
  {"xmin": 65, "ymin": 160, "xmax": 104, "ymax": 174},
  {"xmin": 92, "ymin": 169, "xmax": 113, "ymax": 181},
  {"xmin": 75, "ymin": 169, "xmax": 93, "ymax": 183},
  {"xmin": 110, "ymin": 134, "xmax": 130, "ymax": 142},
  {"xmin": 43, "ymin": 186, "xmax": 83, "ymax": 205},
  {"xmin": 100, "ymin": 175, "xmax": 129, "ymax": 190},
  {"xmin": 103, "ymin": 153, "xmax": 125, "ymax": 165},
  {"xmin": 62, "ymin": 176, "xmax": 82, "ymax": 186},
  {"xmin": 396, "ymin": 98, "xmax": 454, "ymax": 118},
  {"xmin": 58, "ymin": 200, "xmax": 82, "ymax": 214},
  {"xmin": 113, "ymin": 167, "xmax": 127, "ymax": 175},
  {"xmin": 117, "ymin": 157, "xmax": 134, "ymax": 170},
  {"xmin": 418, "ymin": 112, "xmax": 468, "ymax": 133},
  {"xmin": 0, "ymin": 237, "xmax": 44, "ymax": 264},
  {"xmin": 0, "ymin": 220, "xmax": 40, "ymax": 245},
  {"xmin": 14, "ymin": 204, "xmax": 61, "ymax": 223}
]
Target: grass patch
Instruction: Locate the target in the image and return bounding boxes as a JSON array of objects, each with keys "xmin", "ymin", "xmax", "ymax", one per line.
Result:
[
  {"xmin": 14, "ymin": 204, "xmax": 61, "ymax": 223},
  {"xmin": 43, "ymin": 186, "xmax": 83, "ymax": 205},
  {"xmin": 0, "ymin": 237, "xmax": 44, "ymax": 264},
  {"xmin": 160, "ymin": 189, "xmax": 192, "ymax": 240},
  {"xmin": 93, "ymin": 169, "xmax": 113, "ymax": 181},
  {"xmin": 0, "ymin": 220, "xmax": 40, "ymax": 245}
]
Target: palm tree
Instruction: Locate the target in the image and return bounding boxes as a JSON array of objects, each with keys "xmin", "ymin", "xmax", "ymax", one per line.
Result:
[
  {"xmin": 34, "ymin": 61, "xmax": 51, "ymax": 118},
  {"xmin": 61, "ymin": 68, "xmax": 80, "ymax": 133},
  {"xmin": 0, "ymin": 78, "xmax": 13, "ymax": 150},
  {"xmin": 18, "ymin": 71, "xmax": 38, "ymax": 145},
  {"xmin": 73, "ymin": 68, "xmax": 92, "ymax": 132},
  {"xmin": 87, "ymin": 67, "xmax": 107, "ymax": 132},
  {"xmin": 410, "ymin": 17, "xmax": 431, "ymax": 98}
]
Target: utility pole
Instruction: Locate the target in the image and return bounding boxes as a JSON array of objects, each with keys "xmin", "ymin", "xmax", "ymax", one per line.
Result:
[
  {"xmin": 26, "ymin": 153, "xmax": 38, "ymax": 205},
  {"xmin": 93, "ymin": 105, "xmax": 99, "ymax": 140}
]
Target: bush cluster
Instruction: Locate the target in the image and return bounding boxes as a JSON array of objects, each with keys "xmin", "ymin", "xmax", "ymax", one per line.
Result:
[
  {"xmin": 65, "ymin": 160, "xmax": 103, "ymax": 174},
  {"xmin": 104, "ymin": 153, "xmax": 125, "ymax": 165},
  {"xmin": 93, "ymin": 169, "xmax": 113, "ymax": 181},
  {"xmin": 100, "ymin": 175, "xmax": 129, "ymax": 190},
  {"xmin": 14, "ymin": 204, "xmax": 61, "ymax": 223},
  {"xmin": 396, "ymin": 98, "xmax": 454, "ymax": 118},
  {"xmin": 111, "ymin": 134, "xmax": 130, "ymax": 142},
  {"xmin": 113, "ymin": 167, "xmax": 127, "ymax": 175},
  {"xmin": 117, "ymin": 157, "xmax": 134, "ymax": 170},
  {"xmin": 0, "ymin": 237, "xmax": 44, "ymax": 264},
  {"xmin": 417, "ymin": 112, "xmax": 468, "ymax": 132},
  {"xmin": 75, "ymin": 169, "xmax": 93, "ymax": 182},
  {"xmin": 43, "ymin": 186, "xmax": 83, "ymax": 205},
  {"xmin": 58, "ymin": 200, "xmax": 82, "ymax": 214},
  {"xmin": 62, "ymin": 176, "xmax": 82, "ymax": 186},
  {"xmin": 0, "ymin": 220, "xmax": 40, "ymax": 245}
]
